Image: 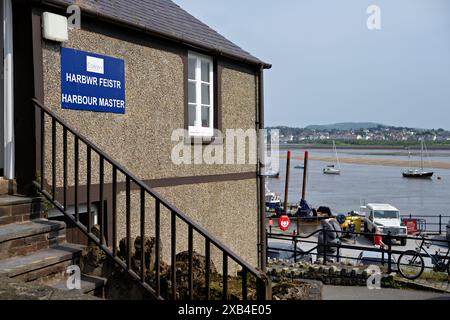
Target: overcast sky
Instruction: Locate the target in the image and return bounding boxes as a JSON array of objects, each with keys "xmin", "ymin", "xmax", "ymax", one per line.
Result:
[{"xmin": 174, "ymin": 0, "xmax": 450, "ymax": 130}]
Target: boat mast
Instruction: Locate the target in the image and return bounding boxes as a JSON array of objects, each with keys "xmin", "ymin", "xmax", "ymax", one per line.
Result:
[
  {"xmin": 421, "ymin": 140, "xmax": 424, "ymax": 170},
  {"xmin": 407, "ymin": 147, "xmax": 411, "ymax": 169},
  {"xmin": 423, "ymin": 140, "xmax": 431, "ymax": 170},
  {"xmin": 333, "ymin": 140, "xmax": 340, "ymax": 170}
]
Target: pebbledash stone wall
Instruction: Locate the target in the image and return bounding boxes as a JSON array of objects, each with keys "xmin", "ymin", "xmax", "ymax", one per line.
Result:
[
  {"xmin": 114, "ymin": 180, "xmax": 259, "ymax": 270},
  {"xmin": 41, "ymin": 19, "xmax": 260, "ymax": 271},
  {"xmin": 42, "ymin": 27, "xmax": 258, "ymax": 182}
]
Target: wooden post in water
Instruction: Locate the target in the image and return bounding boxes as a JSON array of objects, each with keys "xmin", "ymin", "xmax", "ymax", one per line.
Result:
[
  {"xmin": 302, "ymin": 151, "xmax": 309, "ymax": 200},
  {"xmin": 284, "ymin": 150, "xmax": 291, "ymax": 215},
  {"xmin": 298, "ymin": 150, "xmax": 309, "ymax": 234}
]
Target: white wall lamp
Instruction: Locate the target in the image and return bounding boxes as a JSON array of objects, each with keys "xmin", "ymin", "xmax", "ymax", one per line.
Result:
[{"xmin": 42, "ymin": 12, "xmax": 69, "ymax": 42}]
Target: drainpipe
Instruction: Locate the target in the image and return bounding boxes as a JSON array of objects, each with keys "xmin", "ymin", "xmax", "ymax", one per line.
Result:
[
  {"xmin": 258, "ymin": 67, "xmax": 266, "ymax": 272},
  {"xmin": 3, "ymin": 0, "xmax": 14, "ymax": 180}
]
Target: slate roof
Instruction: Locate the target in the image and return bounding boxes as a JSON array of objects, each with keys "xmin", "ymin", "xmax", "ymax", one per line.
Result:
[{"xmin": 43, "ymin": 0, "xmax": 271, "ymax": 68}]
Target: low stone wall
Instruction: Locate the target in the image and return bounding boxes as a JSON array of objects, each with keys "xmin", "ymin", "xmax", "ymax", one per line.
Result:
[{"xmin": 268, "ymin": 260, "xmax": 394, "ymax": 287}]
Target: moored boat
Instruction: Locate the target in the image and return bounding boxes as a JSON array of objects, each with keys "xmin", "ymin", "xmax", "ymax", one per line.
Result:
[
  {"xmin": 402, "ymin": 169, "xmax": 433, "ymax": 178},
  {"xmin": 265, "ymin": 184, "xmax": 281, "ymax": 209},
  {"xmin": 323, "ymin": 140, "xmax": 341, "ymax": 175},
  {"xmin": 323, "ymin": 165, "xmax": 341, "ymax": 175},
  {"xmin": 263, "ymin": 169, "xmax": 280, "ymax": 178},
  {"xmin": 402, "ymin": 141, "xmax": 433, "ymax": 179}
]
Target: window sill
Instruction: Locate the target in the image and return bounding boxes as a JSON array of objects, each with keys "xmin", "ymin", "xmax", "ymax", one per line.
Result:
[
  {"xmin": 184, "ymin": 127, "xmax": 223, "ymax": 146},
  {"xmin": 188, "ymin": 126, "xmax": 214, "ymax": 138}
]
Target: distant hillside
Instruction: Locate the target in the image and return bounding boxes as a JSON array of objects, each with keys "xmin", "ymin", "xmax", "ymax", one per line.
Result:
[{"xmin": 305, "ymin": 122, "xmax": 385, "ymax": 131}]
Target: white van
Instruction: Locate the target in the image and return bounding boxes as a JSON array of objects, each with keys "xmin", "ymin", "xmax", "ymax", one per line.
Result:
[{"xmin": 362, "ymin": 203, "xmax": 408, "ymax": 246}]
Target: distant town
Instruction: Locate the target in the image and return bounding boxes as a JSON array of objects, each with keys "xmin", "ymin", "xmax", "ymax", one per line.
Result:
[{"xmin": 268, "ymin": 122, "xmax": 450, "ymax": 147}]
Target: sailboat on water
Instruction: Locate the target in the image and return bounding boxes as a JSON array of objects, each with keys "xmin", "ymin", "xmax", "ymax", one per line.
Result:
[
  {"xmin": 262, "ymin": 157, "xmax": 280, "ymax": 178},
  {"xmin": 323, "ymin": 140, "xmax": 341, "ymax": 175},
  {"xmin": 402, "ymin": 140, "xmax": 434, "ymax": 179}
]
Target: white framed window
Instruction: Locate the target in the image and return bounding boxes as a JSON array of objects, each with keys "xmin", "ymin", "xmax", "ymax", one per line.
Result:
[{"xmin": 188, "ymin": 52, "xmax": 214, "ymax": 137}]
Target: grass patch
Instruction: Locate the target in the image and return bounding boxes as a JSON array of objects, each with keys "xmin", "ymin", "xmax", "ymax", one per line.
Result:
[{"xmin": 418, "ymin": 270, "xmax": 450, "ymax": 282}]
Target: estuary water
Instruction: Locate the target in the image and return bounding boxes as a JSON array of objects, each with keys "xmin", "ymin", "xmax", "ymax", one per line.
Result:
[{"xmin": 267, "ymin": 148, "xmax": 450, "ymax": 218}]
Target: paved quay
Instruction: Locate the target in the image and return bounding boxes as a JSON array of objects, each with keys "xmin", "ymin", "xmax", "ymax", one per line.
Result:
[{"xmin": 323, "ymin": 285, "xmax": 450, "ymax": 300}]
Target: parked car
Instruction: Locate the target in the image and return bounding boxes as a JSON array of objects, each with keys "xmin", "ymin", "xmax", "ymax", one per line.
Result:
[
  {"xmin": 362, "ymin": 203, "xmax": 408, "ymax": 246},
  {"xmin": 267, "ymin": 241, "xmax": 312, "ymax": 263},
  {"xmin": 446, "ymin": 220, "xmax": 450, "ymax": 241}
]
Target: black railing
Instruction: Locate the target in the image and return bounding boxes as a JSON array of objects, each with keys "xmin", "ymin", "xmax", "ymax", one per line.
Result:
[
  {"xmin": 401, "ymin": 214, "xmax": 450, "ymax": 235},
  {"xmin": 267, "ymin": 228, "xmax": 450, "ymax": 276},
  {"xmin": 266, "ymin": 214, "xmax": 450, "ymax": 239},
  {"xmin": 33, "ymin": 98, "xmax": 271, "ymax": 300}
]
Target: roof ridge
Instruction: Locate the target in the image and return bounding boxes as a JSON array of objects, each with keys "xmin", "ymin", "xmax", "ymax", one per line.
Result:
[
  {"xmin": 42, "ymin": 0, "xmax": 271, "ymax": 68},
  {"xmin": 168, "ymin": 0, "xmax": 252, "ymax": 53}
]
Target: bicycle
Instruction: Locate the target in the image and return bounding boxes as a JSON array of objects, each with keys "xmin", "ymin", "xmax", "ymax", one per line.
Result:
[{"xmin": 397, "ymin": 236, "xmax": 450, "ymax": 280}]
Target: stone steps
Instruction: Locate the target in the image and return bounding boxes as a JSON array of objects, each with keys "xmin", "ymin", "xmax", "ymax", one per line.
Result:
[
  {"xmin": 0, "ymin": 195, "xmax": 44, "ymax": 226},
  {"xmin": 48, "ymin": 274, "xmax": 107, "ymax": 297},
  {"xmin": 0, "ymin": 219, "xmax": 66, "ymax": 259},
  {"xmin": 0, "ymin": 274, "xmax": 100, "ymax": 300},
  {"xmin": 0, "ymin": 194, "xmax": 105, "ymax": 298},
  {"xmin": 0, "ymin": 195, "xmax": 77, "ymax": 286},
  {"xmin": 0, "ymin": 244, "xmax": 83, "ymax": 282}
]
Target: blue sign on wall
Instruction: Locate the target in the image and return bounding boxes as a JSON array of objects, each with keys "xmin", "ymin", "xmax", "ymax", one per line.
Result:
[{"xmin": 61, "ymin": 48, "xmax": 126, "ymax": 114}]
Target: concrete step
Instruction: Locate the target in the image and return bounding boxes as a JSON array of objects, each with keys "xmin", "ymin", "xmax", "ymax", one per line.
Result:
[
  {"xmin": 0, "ymin": 244, "xmax": 83, "ymax": 282},
  {"xmin": 48, "ymin": 274, "xmax": 107, "ymax": 297},
  {"xmin": 0, "ymin": 219, "xmax": 66, "ymax": 259},
  {"xmin": 0, "ymin": 195, "xmax": 44, "ymax": 226}
]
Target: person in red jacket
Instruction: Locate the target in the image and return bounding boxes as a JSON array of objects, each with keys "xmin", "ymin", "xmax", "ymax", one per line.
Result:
[{"xmin": 373, "ymin": 227, "xmax": 387, "ymax": 250}]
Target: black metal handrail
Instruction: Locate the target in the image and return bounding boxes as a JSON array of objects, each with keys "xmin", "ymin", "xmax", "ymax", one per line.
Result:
[{"xmin": 32, "ymin": 98, "xmax": 270, "ymax": 300}]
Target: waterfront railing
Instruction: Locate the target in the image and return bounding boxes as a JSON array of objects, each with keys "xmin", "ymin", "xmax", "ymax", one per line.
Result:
[{"xmin": 267, "ymin": 228, "xmax": 450, "ymax": 276}]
